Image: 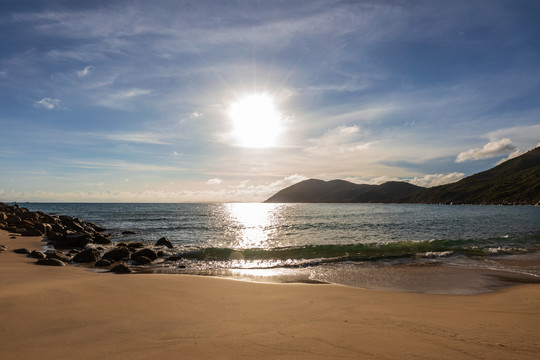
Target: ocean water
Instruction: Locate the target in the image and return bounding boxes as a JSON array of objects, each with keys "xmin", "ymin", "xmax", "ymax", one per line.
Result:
[{"xmin": 22, "ymin": 203, "xmax": 540, "ymax": 293}]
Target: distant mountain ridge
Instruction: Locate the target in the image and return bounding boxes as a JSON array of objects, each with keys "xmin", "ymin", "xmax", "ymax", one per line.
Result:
[
  {"xmin": 264, "ymin": 179, "xmax": 425, "ymax": 203},
  {"xmin": 264, "ymin": 147, "xmax": 540, "ymax": 205}
]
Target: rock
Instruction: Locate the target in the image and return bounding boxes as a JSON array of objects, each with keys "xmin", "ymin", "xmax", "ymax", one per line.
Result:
[
  {"xmin": 121, "ymin": 230, "xmax": 136, "ymax": 235},
  {"xmin": 0, "ymin": 244, "xmax": 7, "ymax": 252},
  {"xmin": 46, "ymin": 231, "xmax": 64, "ymax": 241},
  {"xmin": 116, "ymin": 242, "xmax": 128, "ymax": 247},
  {"xmin": 167, "ymin": 255, "xmax": 182, "ymax": 261},
  {"xmin": 155, "ymin": 237, "xmax": 174, "ymax": 248},
  {"xmin": 20, "ymin": 212, "xmax": 40, "ymax": 220},
  {"xmin": 45, "ymin": 250, "xmax": 71, "ymax": 263},
  {"xmin": 22, "ymin": 228, "xmax": 44, "ymax": 237},
  {"xmin": 110, "ymin": 263, "xmax": 131, "ymax": 274},
  {"xmin": 127, "ymin": 242, "xmax": 145, "ymax": 249},
  {"xmin": 94, "ymin": 234, "xmax": 112, "ymax": 245},
  {"xmin": 72, "ymin": 248, "xmax": 101, "ymax": 263},
  {"xmin": 134, "ymin": 256, "xmax": 152, "ymax": 265},
  {"xmin": 36, "ymin": 258, "xmax": 66, "ymax": 266},
  {"xmin": 13, "ymin": 248, "xmax": 31, "ymax": 254},
  {"xmin": 0, "ymin": 212, "xmax": 7, "ymax": 221},
  {"xmin": 5, "ymin": 215, "xmax": 21, "ymax": 224},
  {"xmin": 103, "ymin": 247, "xmax": 131, "ymax": 261},
  {"xmin": 94, "ymin": 259, "xmax": 112, "ymax": 267},
  {"xmin": 28, "ymin": 250, "xmax": 46, "ymax": 260},
  {"xmin": 132, "ymin": 248, "xmax": 158, "ymax": 261}
]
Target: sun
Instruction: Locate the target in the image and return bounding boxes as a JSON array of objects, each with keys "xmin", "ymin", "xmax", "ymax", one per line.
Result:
[{"xmin": 228, "ymin": 93, "xmax": 282, "ymax": 148}]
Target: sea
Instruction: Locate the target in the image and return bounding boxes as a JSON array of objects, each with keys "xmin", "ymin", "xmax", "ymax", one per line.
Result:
[{"xmin": 21, "ymin": 202, "xmax": 540, "ymax": 294}]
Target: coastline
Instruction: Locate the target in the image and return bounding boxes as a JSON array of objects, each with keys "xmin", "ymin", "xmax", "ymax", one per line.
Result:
[{"xmin": 1, "ymin": 230, "xmax": 540, "ymax": 359}]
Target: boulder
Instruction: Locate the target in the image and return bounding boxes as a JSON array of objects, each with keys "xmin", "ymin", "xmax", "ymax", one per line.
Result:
[
  {"xmin": 22, "ymin": 228, "xmax": 44, "ymax": 237},
  {"xmin": 13, "ymin": 248, "xmax": 31, "ymax": 254},
  {"xmin": 132, "ymin": 248, "xmax": 158, "ymax": 261},
  {"xmin": 0, "ymin": 212, "xmax": 7, "ymax": 221},
  {"xmin": 94, "ymin": 234, "xmax": 112, "ymax": 245},
  {"xmin": 5, "ymin": 215, "xmax": 21, "ymax": 224},
  {"xmin": 103, "ymin": 247, "xmax": 131, "ymax": 261},
  {"xmin": 122, "ymin": 230, "xmax": 136, "ymax": 235},
  {"xmin": 134, "ymin": 256, "xmax": 152, "ymax": 265},
  {"xmin": 36, "ymin": 258, "xmax": 66, "ymax": 266},
  {"xmin": 110, "ymin": 263, "xmax": 131, "ymax": 274},
  {"xmin": 72, "ymin": 248, "xmax": 101, "ymax": 263},
  {"xmin": 0, "ymin": 244, "xmax": 7, "ymax": 252},
  {"xmin": 20, "ymin": 212, "xmax": 40, "ymax": 220},
  {"xmin": 45, "ymin": 250, "xmax": 71, "ymax": 263},
  {"xmin": 95, "ymin": 259, "xmax": 112, "ymax": 267},
  {"xmin": 28, "ymin": 250, "xmax": 46, "ymax": 260},
  {"xmin": 155, "ymin": 237, "xmax": 174, "ymax": 248}
]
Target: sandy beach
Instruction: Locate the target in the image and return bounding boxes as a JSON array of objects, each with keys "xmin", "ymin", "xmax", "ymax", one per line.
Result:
[{"xmin": 1, "ymin": 230, "xmax": 539, "ymax": 360}]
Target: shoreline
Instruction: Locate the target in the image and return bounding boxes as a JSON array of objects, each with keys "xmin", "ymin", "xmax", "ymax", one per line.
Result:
[{"xmin": 2, "ymin": 230, "xmax": 540, "ymax": 359}]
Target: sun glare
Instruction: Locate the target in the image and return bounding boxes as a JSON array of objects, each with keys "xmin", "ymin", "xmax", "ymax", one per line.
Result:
[{"xmin": 228, "ymin": 93, "xmax": 282, "ymax": 148}]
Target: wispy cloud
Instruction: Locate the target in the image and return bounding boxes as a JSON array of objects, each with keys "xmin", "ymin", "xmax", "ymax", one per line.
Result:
[
  {"xmin": 305, "ymin": 125, "xmax": 372, "ymax": 155},
  {"xmin": 456, "ymin": 139, "xmax": 516, "ymax": 163},
  {"xmin": 409, "ymin": 172, "xmax": 465, "ymax": 187},
  {"xmin": 77, "ymin": 65, "xmax": 94, "ymax": 77},
  {"xmin": 99, "ymin": 132, "xmax": 172, "ymax": 145},
  {"xmin": 34, "ymin": 97, "xmax": 60, "ymax": 110}
]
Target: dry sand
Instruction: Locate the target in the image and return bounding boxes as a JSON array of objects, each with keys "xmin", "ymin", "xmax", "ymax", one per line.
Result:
[{"xmin": 1, "ymin": 230, "xmax": 539, "ymax": 360}]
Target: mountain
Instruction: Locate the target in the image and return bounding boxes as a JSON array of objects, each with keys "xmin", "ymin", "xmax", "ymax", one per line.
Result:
[
  {"xmin": 264, "ymin": 147, "xmax": 540, "ymax": 205},
  {"xmin": 264, "ymin": 179, "xmax": 424, "ymax": 203},
  {"xmin": 403, "ymin": 147, "xmax": 540, "ymax": 205}
]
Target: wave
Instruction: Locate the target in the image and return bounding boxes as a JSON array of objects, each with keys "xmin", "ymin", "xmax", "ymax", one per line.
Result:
[{"xmin": 166, "ymin": 234, "xmax": 540, "ymax": 269}]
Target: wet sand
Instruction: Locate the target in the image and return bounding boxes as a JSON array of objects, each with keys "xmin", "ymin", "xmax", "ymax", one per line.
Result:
[{"xmin": 1, "ymin": 230, "xmax": 540, "ymax": 359}]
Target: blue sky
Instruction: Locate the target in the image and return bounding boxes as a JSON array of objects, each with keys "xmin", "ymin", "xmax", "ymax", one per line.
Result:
[{"xmin": 1, "ymin": 0, "xmax": 539, "ymax": 202}]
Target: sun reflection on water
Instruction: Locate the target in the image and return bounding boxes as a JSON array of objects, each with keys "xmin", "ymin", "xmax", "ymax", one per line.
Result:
[{"xmin": 223, "ymin": 203, "xmax": 284, "ymax": 249}]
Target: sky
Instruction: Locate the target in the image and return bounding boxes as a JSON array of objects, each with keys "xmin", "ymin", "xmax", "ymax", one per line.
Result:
[{"xmin": 1, "ymin": 0, "xmax": 540, "ymax": 202}]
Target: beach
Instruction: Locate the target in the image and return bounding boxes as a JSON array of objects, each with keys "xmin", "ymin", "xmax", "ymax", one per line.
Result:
[{"xmin": 1, "ymin": 230, "xmax": 539, "ymax": 359}]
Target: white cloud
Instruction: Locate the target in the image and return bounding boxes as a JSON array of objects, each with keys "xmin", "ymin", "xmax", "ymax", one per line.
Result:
[
  {"xmin": 207, "ymin": 178, "xmax": 222, "ymax": 185},
  {"xmin": 77, "ymin": 65, "xmax": 94, "ymax": 77},
  {"xmin": 35, "ymin": 97, "xmax": 60, "ymax": 110},
  {"xmin": 495, "ymin": 149, "xmax": 523, "ymax": 165},
  {"xmin": 284, "ymin": 174, "xmax": 308, "ymax": 184},
  {"xmin": 456, "ymin": 138, "xmax": 516, "ymax": 163},
  {"xmin": 409, "ymin": 172, "xmax": 465, "ymax": 187},
  {"xmin": 191, "ymin": 111, "xmax": 203, "ymax": 118}
]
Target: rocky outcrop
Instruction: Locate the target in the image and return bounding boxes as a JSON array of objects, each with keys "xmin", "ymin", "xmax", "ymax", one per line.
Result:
[
  {"xmin": 0, "ymin": 202, "xmax": 110, "ymax": 249},
  {"xmin": 103, "ymin": 247, "xmax": 131, "ymax": 261}
]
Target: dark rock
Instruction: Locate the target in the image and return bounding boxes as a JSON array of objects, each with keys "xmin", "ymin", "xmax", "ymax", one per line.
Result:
[
  {"xmin": 132, "ymin": 248, "xmax": 158, "ymax": 261},
  {"xmin": 13, "ymin": 248, "xmax": 31, "ymax": 254},
  {"xmin": 167, "ymin": 255, "xmax": 182, "ymax": 261},
  {"xmin": 110, "ymin": 263, "xmax": 131, "ymax": 274},
  {"xmin": 94, "ymin": 234, "xmax": 112, "ymax": 245},
  {"xmin": 0, "ymin": 244, "xmax": 7, "ymax": 252},
  {"xmin": 5, "ymin": 215, "xmax": 21, "ymax": 224},
  {"xmin": 127, "ymin": 242, "xmax": 145, "ymax": 249},
  {"xmin": 122, "ymin": 230, "xmax": 136, "ymax": 235},
  {"xmin": 103, "ymin": 247, "xmax": 131, "ymax": 261},
  {"xmin": 95, "ymin": 259, "xmax": 112, "ymax": 267},
  {"xmin": 22, "ymin": 228, "xmax": 44, "ymax": 237},
  {"xmin": 20, "ymin": 212, "xmax": 39, "ymax": 220},
  {"xmin": 45, "ymin": 250, "xmax": 71, "ymax": 263},
  {"xmin": 36, "ymin": 258, "xmax": 66, "ymax": 266},
  {"xmin": 28, "ymin": 250, "xmax": 46, "ymax": 260},
  {"xmin": 134, "ymin": 256, "xmax": 152, "ymax": 265},
  {"xmin": 72, "ymin": 248, "xmax": 101, "ymax": 263},
  {"xmin": 116, "ymin": 242, "xmax": 128, "ymax": 247},
  {"xmin": 157, "ymin": 250, "xmax": 165, "ymax": 257},
  {"xmin": 46, "ymin": 231, "xmax": 64, "ymax": 241},
  {"xmin": 155, "ymin": 237, "xmax": 174, "ymax": 248}
]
